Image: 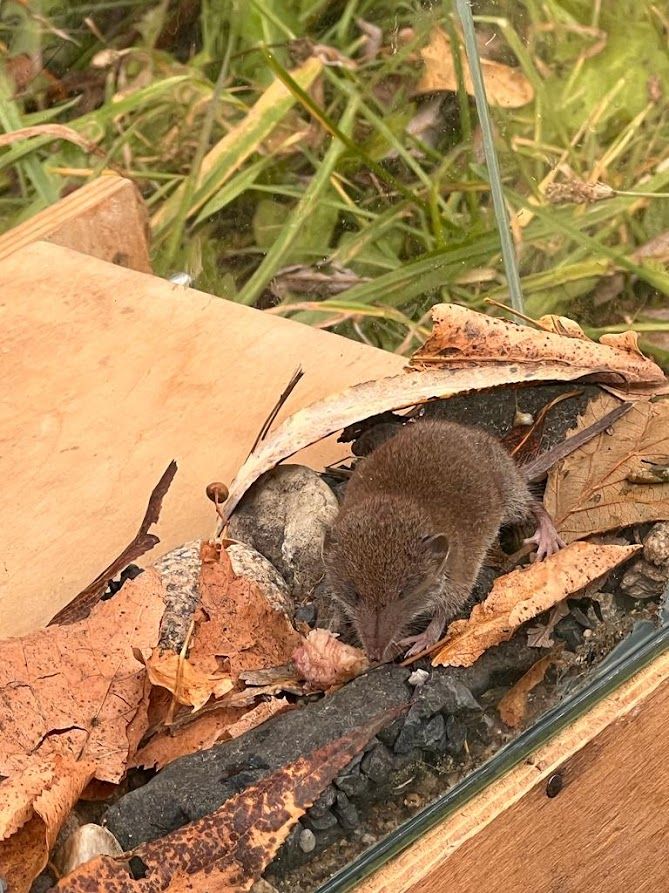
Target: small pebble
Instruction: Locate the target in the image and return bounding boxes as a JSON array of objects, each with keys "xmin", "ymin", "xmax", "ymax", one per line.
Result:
[
  {"xmin": 361, "ymin": 832, "xmax": 377, "ymax": 847},
  {"xmin": 299, "ymin": 828, "xmax": 316, "ymax": 853},
  {"xmin": 408, "ymin": 668, "xmax": 429, "ymax": 687},
  {"xmin": 644, "ymin": 522, "xmax": 669, "ymax": 566},
  {"xmin": 403, "ymin": 792, "xmax": 422, "ymax": 809},
  {"xmin": 167, "ymin": 271, "xmax": 193, "ymax": 287},
  {"xmin": 583, "ymin": 629, "xmax": 593, "ymax": 639}
]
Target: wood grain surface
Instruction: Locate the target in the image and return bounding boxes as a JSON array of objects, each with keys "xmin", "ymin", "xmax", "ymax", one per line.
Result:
[
  {"xmin": 0, "ymin": 241, "xmax": 403, "ymax": 636},
  {"xmin": 0, "ymin": 174, "xmax": 151, "ymax": 272}
]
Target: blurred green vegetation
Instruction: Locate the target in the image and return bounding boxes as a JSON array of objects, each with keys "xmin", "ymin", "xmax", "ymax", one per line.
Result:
[{"xmin": 1, "ymin": 0, "xmax": 669, "ymax": 359}]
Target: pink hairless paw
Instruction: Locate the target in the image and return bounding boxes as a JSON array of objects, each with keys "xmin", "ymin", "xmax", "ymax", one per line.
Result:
[{"xmin": 525, "ymin": 503, "xmax": 565, "ymax": 561}]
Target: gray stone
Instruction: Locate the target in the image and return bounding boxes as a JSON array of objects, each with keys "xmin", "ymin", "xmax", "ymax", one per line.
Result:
[
  {"xmin": 644, "ymin": 522, "xmax": 669, "ymax": 567},
  {"xmin": 377, "ymin": 717, "xmax": 403, "ymax": 748},
  {"xmin": 445, "ymin": 715, "xmax": 467, "ymax": 754},
  {"xmin": 298, "ymin": 828, "xmax": 316, "ymax": 854},
  {"xmin": 334, "ymin": 769, "xmax": 369, "ymax": 798},
  {"xmin": 360, "ymin": 742, "xmax": 395, "ymax": 784},
  {"xmin": 226, "ymin": 542, "xmax": 293, "ymax": 617},
  {"xmin": 228, "ymin": 464, "xmax": 339, "ymax": 600},
  {"xmin": 394, "ymin": 673, "xmax": 479, "ymax": 755},
  {"xmin": 620, "ymin": 558, "xmax": 669, "ymax": 599},
  {"xmin": 309, "ymin": 785, "xmax": 337, "ymax": 818},
  {"xmin": 333, "ymin": 791, "xmax": 360, "ymax": 830},
  {"xmin": 303, "ymin": 809, "xmax": 338, "ymax": 832},
  {"xmin": 419, "ymin": 713, "xmax": 447, "ymax": 752}
]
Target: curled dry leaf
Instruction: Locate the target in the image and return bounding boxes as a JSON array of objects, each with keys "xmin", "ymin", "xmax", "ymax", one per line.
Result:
[
  {"xmin": 219, "ymin": 306, "xmax": 663, "ymax": 524},
  {"xmin": 55, "ymin": 712, "xmax": 396, "ymax": 892},
  {"xmin": 545, "ymin": 395, "xmax": 669, "ymax": 542},
  {"xmin": 0, "ymin": 754, "xmax": 95, "ymax": 893},
  {"xmin": 0, "ymin": 571, "xmax": 165, "ymax": 782},
  {"xmin": 190, "ymin": 542, "xmax": 301, "ymax": 679},
  {"xmin": 412, "ymin": 304, "xmax": 664, "ymax": 382},
  {"xmin": 140, "ymin": 649, "xmax": 234, "ymax": 712},
  {"xmin": 292, "ymin": 629, "xmax": 369, "ymax": 689},
  {"xmin": 132, "ymin": 705, "xmax": 247, "ymax": 770},
  {"xmin": 432, "ymin": 543, "xmax": 640, "ymax": 668},
  {"xmin": 497, "ymin": 653, "xmax": 558, "ymax": 729},
  {"xmin": 133, "ymin": 698, "xmax": 290, "ymax": 771},
  {"xmin": 416, "ymin": 27, "xmax": 534, "ymax": 108}
]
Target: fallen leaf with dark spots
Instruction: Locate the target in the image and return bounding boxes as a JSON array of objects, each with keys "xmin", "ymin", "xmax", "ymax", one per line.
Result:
[
  {"xmin": 219, "ymin": 306, "xmax": 663, "ymax": 524},
  {"xmin": 55, "ymin": 712, "xmax": 397, "ymax": 892},
  {"xmin": 545, "ymin": 394, "xmax": 669, "ymax": 542},
  {"xmin": 432, "ymin": 543, "xmax": 640, "ymax": 668},
  {"xmin": 190, "ymin": 542, "xmax": 301, "ymax": 680},
  {"xmin": 0, "ymin": 571, "xmax": 165, "ymax": 782},
  {"xmin": 0, "ymin": 754, "xmax": 95, "ymax": 893}
]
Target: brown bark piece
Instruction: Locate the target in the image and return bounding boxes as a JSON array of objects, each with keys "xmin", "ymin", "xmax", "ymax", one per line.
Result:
[
  {"xmin": 0, "ymin": 571, "xmax": 165, "ymax": 782},
  {"xmin": 544, "ymin": 395, "xmax": 669, "ymax": 542},
  {"xmin": 0, "ymin": 754, "xmax": 94, "ymax": 893},
  {"xmin": 56, "ymin": 714, "xmax": 394, "ymax": 892},
  {"xmin": 432, "ymin": 543, "xmax": 640, "ymax": 667}
]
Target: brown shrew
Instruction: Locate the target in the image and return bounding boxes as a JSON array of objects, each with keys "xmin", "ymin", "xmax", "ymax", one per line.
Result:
[{"xmin": 323, "ymin": 419, "xmax": 563, "ymax": 662}]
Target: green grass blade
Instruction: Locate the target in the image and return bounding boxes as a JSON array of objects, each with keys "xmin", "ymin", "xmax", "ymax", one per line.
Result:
[
  {"xmin": 151, "ymin": 56, "xmax": 324, "ymax": 239},
  {"xmin": 237, "ymin": 97, "xmax": 360, "ymax": 306}
]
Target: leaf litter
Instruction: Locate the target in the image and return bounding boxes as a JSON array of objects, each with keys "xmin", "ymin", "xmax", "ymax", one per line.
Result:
[
  {"xmin": 54, "ymin": 712, "xmax": 398, "ymax": 893},
  {"xmin": 3, "ymin": 305, "xmax": 669, "ymax": 891}
]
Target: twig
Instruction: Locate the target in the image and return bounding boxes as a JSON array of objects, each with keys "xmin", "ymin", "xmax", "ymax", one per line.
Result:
[
  {"xmin": 521, "ymin": 402, "xmax": 632, "ymax": 481},
  {"xmin": 49, "ymin": 460, "xmax": 178, "ymax": 625},
  {"xmin": 247, "ymin": 366, "xmax": 304, "ymax": 459}
]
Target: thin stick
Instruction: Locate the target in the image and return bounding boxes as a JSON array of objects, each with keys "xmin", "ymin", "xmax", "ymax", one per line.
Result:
[{"xmin": 247, "ymin": 365, "xmax": 304, "ymax": 458}]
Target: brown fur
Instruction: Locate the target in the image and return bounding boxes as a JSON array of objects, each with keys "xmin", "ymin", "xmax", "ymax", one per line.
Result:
[{"xmin": 323, "ymin": 419, "xmax": 535, "ymax": 660}]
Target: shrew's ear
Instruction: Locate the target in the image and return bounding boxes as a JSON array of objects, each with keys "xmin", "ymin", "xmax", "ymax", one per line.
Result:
[{"xmin": 420, "ymin": 532, "xmax": 450, "ymax": 571}]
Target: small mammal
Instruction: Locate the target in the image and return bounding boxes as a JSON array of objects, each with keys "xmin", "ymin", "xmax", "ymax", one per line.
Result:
[{"xmin": 323, "ymin": 419, "xmax": 563, "ymax": 662}]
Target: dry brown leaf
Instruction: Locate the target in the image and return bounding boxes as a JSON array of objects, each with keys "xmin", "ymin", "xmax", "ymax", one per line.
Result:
[
  {"xmin": 191, "ymin": 542, "xmax": 301, "ymax": 679},
  {"xmin": 545, "ymin": 395, "xmax": 669, "ymax": 542},
  {"xmin": 133, "ymin": 698, "xmax": 290, "ymax": 770},
  {"xmin": 55, "ymin": 712, "xmax": 395, "ymax": 892},
  {"xmin": 0, "ymin": 571, "xmax": 165, "ymax": 782},
  {"xmin": 132, "ymin": 705, "xmax": 247, "ymax": 770},
  {"xmin": 599, "ymin": 331, "xmax": 643, "ymax": 354},
  {"xmin": 498, "ymin": 653, "xmax": 557, "ymax": 728},
  {"xmin": 0, "ymin": 755, "xmax": 95, "ymax": 893},
  {"xmin": 219, "ymin": 306, "xmax": 663, "ymax": 524},
  {"xmin": 413, "ymin": 304, "xmax": 664, "ymax": 381},
  {"xmin": 416, "ymin": 27, "xmax": 534, "ymax": 108},
  {"xmin": 432, "ymin": 542, "xmax": 640, "ymax": 667},
  {"xmin": 536, "ymin": 315, "xmax": 591, "ymax": 339},
  {"xmin": 224, "ymin": 698, "xmax": 292, "ymax": 738},
  {"xmin": 292, "ymin": 629, "xmax": 369, "ymax": 689},
  {"xmin": 140, "ymin": 649, "xmax": 234, "ymax": 711}
]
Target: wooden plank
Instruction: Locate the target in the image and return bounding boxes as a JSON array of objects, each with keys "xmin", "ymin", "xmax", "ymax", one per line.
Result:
[
  {"xmin": 0, "ymin": 241, "xmax": 404, "ymax": 637},
  {"xmin": 0, "ymin": 174, "xmax": 151, "ymax": 272},
  {"xmin": 358, "ymin": 650, "xmax": 669, "ymax": 893}
]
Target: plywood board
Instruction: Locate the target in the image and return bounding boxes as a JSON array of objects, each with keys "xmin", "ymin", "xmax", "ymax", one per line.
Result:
[
  {"xmin": 0, "ymin": 241, "xmax": 404, "ymax": 636},
  {"xmin": 0, "ymin": 174, "xmax": 151, "ymax": 272},
  {"xmin": 359, "ymin": 650, "xmax": 669, "ymax": 893}
]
